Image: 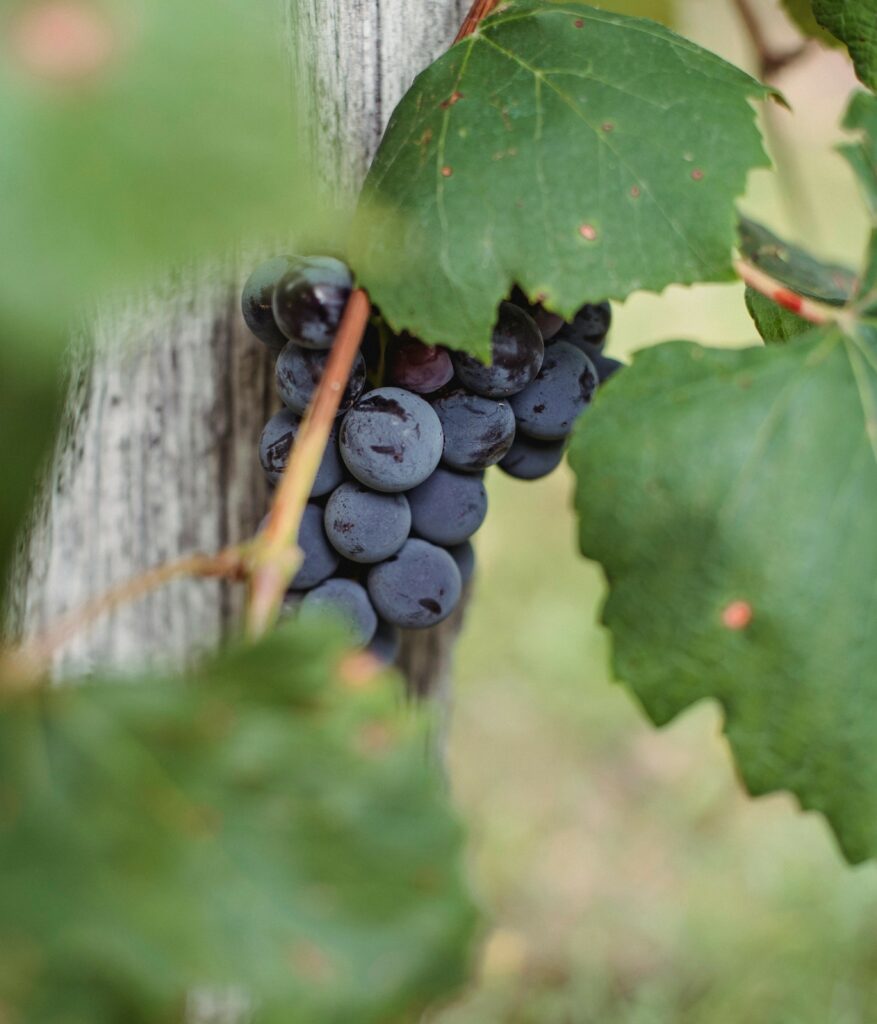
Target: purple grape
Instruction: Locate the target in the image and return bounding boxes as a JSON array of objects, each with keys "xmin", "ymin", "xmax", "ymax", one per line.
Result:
[
  {"xmin": 324, "ymin": 482, "xmax": 411, "ymax": 563},
  {"xmin": 452, "ymin": 303, "xmax": 544, "ymax": 398},
  {"xmin": 509, "ymin": 342, "xmax": 598, "ymax": 440},
  {"xmin": 407, "ymin": 467, "xmax": 487, "ymax": 546},
  {"xmin": 367, "ymin": 539, "xmax": 462, "ymax": 629},
  {"xmin": 553, "ymin": 301, "xmax": 612, "ymax": 351},
  {"xmin": 300, "ymin": 578, "xmax": 378, "ymax": 646},
  {"xmin": 447, "ymin": 540, "xmax": 476, "ymax": 587},
  {"xmin": 390, "ymin": 338, "xmax": 454, "ymax": 394},
  {"xmin": 258, "ymin": 409, "xmax": 345, "ymax": 495},
  {"xmin": 575, "ymin": 342, "xmax": 625, "ymax": 384},
  {"xmin": 241, "ymin": 256, "xmax": 294, "ymax": 349},
  {"xmin": 431, "ymin": 388, "xmax": 515, "ymax": 472},
  {"xmin": 275, "ymin": 341, "xmax": 366, "ymax": 417},
  {"xmin": 510, "ymin": 286, "xmax": 565, "ymax": 341},
  {"xmin": 289, "ymin": 503, "xmax": 340, "ymax": 591},
  {"xmin": 498, "ymin": 436, "xmax": 566, "ymax": 480},
  {"xmin": 339, "ymin": 387, "xmax": 443, "ymax": 492},
  {"xmin": 272, "ymin": 256, "xmax": 352, "ymax": 349}
]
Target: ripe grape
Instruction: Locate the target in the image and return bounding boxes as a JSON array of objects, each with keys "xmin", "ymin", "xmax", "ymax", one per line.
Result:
[
  {"xmin": 289, "ymin": 503, "xmax": 340, "ymax": 590},
  {"xmin": 447, "ymin": 540, "xmax": 476, "ymax": 587},
  {"xmin": 324, "ymin": 482, "xmax": 411, "ymax": 563},
  {"xmin": 432, "ymin": 388, "xmax": 515, "ymax": 471},
  {"xmin": 390, "ymin": 337, "xmax": 454, "ymax": 394},
  {"xmin": 499, "ymin": 435, "xmax": 566, "ymax": 480},
  {"xmin": 553, "ymin": 301, "xmax": 611, "ymax": 351},
  {"xmin": 368, "ymin": 539, "xmax": 462, "ymax": 629},
  {"xmin": 275, "ymin": 340, "xmax": 366, "ymax": 416},
  {"xmin": 407, "ymin": 467, "xmax": 487, "ymax": 546},
  {"xmin": 272, "ymin": 256, "xmax": 352, "ymax": 349},
  {"xmin": 241, "ymin": 256, "xmax": 293, "ymax": 349},
  {"xmin": 258, "ymin": 409, "xmax": 345, "ymax": 495},
  {"xmin": 510, "ymin": 286, "xmax": 564, "ymax": 341},
  {"xmin": 339, "ymin": 387, "xmax": 443, "ymax": 492},
  {"xmin": 452, "ymin": 302, "xmax": 544, "ymax": 398},
  {"xmin": 509, "ymin": 342, "xmax": 598, "ymax": 440},
  {"xmin": 368, "ymin": 619, "xmax": 401, "ymax": 664},
  {"xmin": 575, "ymin": 342, "xmax": 624, "ymax": 384},
  {"xmin": 300, "ymin": 578, "xmax": 378, "ymax": 646}
]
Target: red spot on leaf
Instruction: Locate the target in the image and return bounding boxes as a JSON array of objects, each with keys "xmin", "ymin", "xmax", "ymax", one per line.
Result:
[
  {"xmin": 574, "ymin": 18, "xmax": 585, "ymax": 27},
  {"xmin": 774, "ymin": 288, "xmax": 804, "ymax": 314},
  {"xmin": 440, "ymin": 90, "xmax": 464, "ymax": 109},
  {"xmin": 579, "ymin": 224, "xmax": 597, "ymax": 241},
  {"xmin": 630, "ymin": 185, "xmax": 641, "ymax": 199},
  {"xmin": 10, "ymin": 1, "xmax": 116, "ymax": 82},
  {"xmin": 722, "ymin": 601, "xmax": 752, "ymax": 630},
  {"xmin": 601, "ymin": 122, "xmax": 614, "ymax": 133},
  {"xmin": 691, "ymin": 168, "xmax": 704, "ymax": 181},
  {"xmin": 441, "ymin": 165, "xmax": 453, "ymax": 177}
]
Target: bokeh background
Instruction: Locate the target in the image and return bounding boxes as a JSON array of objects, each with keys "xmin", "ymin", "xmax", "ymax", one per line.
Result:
[{"xmin": 436, "ymin": 4, "xmax": 876, "ymax": 1021}]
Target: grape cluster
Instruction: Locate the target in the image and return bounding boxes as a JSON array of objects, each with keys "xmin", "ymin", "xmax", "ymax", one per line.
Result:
[{"xmin": 242, "ymin": 256, "xmax": 622, "ymax": 661}]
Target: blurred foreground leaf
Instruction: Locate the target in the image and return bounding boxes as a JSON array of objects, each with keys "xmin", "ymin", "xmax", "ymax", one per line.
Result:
[
  {"xmin": 569, "ymin": 327, "xmax": 877, "ymax": 863},
  {"xmin": 0, "ymin": 622, "xmax": 478, "ymax": 1022},
  {"xmin": 812, "ymin": 0, "xmax": 877, "ymax": 91},
  {"xmin": 0, "ymin": 0, "xmax": 313, "ymax": 332}
]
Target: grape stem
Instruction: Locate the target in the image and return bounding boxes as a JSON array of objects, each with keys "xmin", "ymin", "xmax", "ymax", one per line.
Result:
[
  {"xmin": 244, "ymin": 289, "xmax": 372, "ymax": 640},
  {"xmin": 734, "ymin": 258, "xmax": 843, "ymax": 326},
  {"xmin": 455, "ymin": 0, "xmax": 501, "ymax": 43}
]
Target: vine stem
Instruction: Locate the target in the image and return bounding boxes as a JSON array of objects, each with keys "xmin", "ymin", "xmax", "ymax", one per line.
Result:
[
  {"xmin": 1, "ymin": 547, "xmax": 247, "ymax": 689},
  {"xmin": 730, "ymin": 0, "xmax": 812, "ymax": 79},
  {"xmin": 455, "ymin": 0, "xmax": 500, "ymax": 43},
  {"xmin": 734, "ymin": 258, "xmax": 839, "ymax": 325},
  {"xmin": 245, "ymin": 289, "xmax": 371, "ymax": 640}
]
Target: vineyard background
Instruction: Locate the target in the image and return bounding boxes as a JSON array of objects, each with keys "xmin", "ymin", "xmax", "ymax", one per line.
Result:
[{"xmin": 436, "ymin": 4, "xmax": 877, "ymax": 1021}]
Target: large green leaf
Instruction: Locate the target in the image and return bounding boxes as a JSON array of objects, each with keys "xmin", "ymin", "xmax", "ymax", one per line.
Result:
[
  {"xmin": 568, "ymin": 327, "xmax": 877, "ymax": 863},
  {"xmin": 812, "ymin": 0, "xmax": 877, "ymax": 91},
  {"xmin": 0, "ymin": 623, "xmax": 478, "ymax": 1022},
  {"xmin": 353, "ymin": 1, "xmax": 772, "ymax": 356},
  {"xmin": 840, "ymin": 92, "xmax": 877, "ymax": 311},
  {"xmin": 0, "ymin": 0, "xmax": 313, "ymax": 333}
]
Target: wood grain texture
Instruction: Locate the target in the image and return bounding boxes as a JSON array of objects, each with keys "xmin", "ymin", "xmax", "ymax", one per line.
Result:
[{"xmin": 13, "ymin": 0, "xmax": 470, "ymax": 691}]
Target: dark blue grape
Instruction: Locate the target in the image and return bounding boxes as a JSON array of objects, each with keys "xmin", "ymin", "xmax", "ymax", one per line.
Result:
[
  {"xmin": 498, "ymin": 435, "xmax": 566, "ymax": 480},
  {"xmin": 340, "ymin": 387, "xmax": 443, "ymax": 492},
  {"xmin": 408, "ymin": 467, "xmax": 487, "ymax": 546},
  {"xmin": 272, "ymin": 256, "xmax": 353, "ymax": 349},
  {"xmin": 452, "ymin": 303, "xmax": 544, "ymax": 398},
  {"xmin": 431, "ymin": 388, "xmax": 515, "ymax": 471},
  {"xmin": 368, "ymin": 539, "xmax": 462, "ymax": 629},
  {"xmin": 300, "ymin": 578, "xmax": 378, "ymax": 646},
  {"xmin": 447, "ymin": 540, "xmax": 476, "ymax": 588},
  {"xmin": 575, "ymin": 342, "xmax": 625, "ymax": 384},
  {"xmin": 510, "ymin": 287, "xmax": 565, "ymax": 341},
  {"xmin": 275, "ymin": 341, "xmax": 366, "ymax": 416},
  {"xmin": 289, "ymin": 503, "xmax": 340, "ymax": 590},
  {"xmin": 368, "ymin": 619, "xmax": 400, "ymax": 664},
  {"xmin": 258, "ymin": 409, "xmax": 345, "ymax": 495},
  {"xmin": 390, "ymin": 337, "xmax": 454, "ymax": 394},
  {"xmin": 509, "ymin": 342, "xmax": 598, "ymax": 440},
  {"xmin": 324, "ymin": 482, "xmax": 411, "ymax": 563},
  {"xmin": 241, "ymin": 256, "xmax": 294, "ymax": 349},
  {"xmin": 553, "ymin": 301, "xmax": 611, "ymax": 351}
]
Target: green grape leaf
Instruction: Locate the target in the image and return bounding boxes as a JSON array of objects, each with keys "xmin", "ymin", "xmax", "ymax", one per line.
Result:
[
  {"xmin": 744, "ymin": 287, "xmax": 810, "ymax": 343},
  {"xmin": 812, "ymin": 0, "xmax": 877, "ymax": 91},
  {"xmin": 353, "ymin": 1, "xmax": 773, "ymax": 357},
  {"xmin": 568, "ymin": 326, "xmax": 877, "ymax": 864},
  {"xmin": 840, "ymin": 91, "xmax": 877, "ymax": 218},
  {"xmin": 0, "ymin": 622, "xmax": 478, "ymax": 1023},
  {"xmin": 0, "ymin": 0, "xmax": 314, "ymax": 334},
  {"xmin": 780, "ymin": 0, "xmax": 841, "ymax": 47},
  {"xmin": 598, "ymin": 0, "xmax": 676, "ymax": 27}
]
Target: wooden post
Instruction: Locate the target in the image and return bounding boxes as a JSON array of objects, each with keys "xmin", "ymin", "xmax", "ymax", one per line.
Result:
[{"xmin": 11, "ymin": 0, "xmax": 471, "ymax": 698}]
